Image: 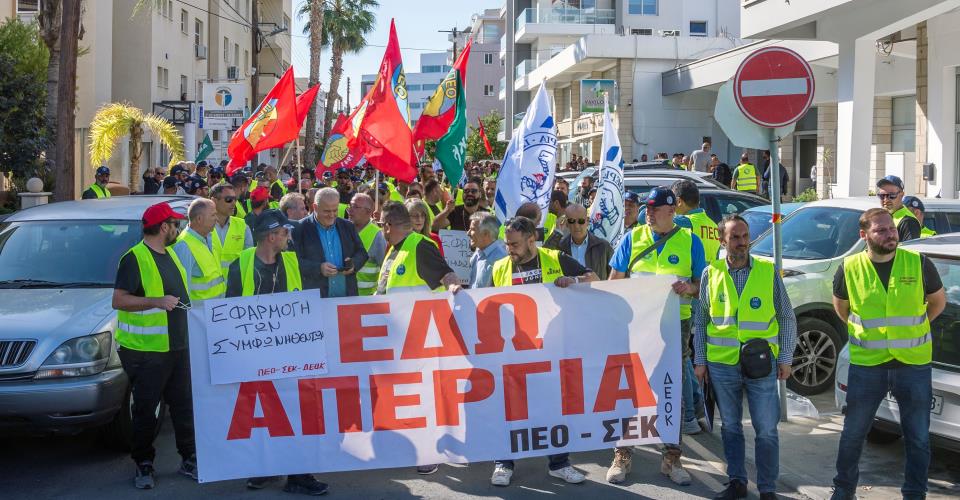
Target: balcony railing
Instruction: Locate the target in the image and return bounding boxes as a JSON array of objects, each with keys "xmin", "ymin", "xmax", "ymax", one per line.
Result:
[
  {"xmin": 515, "ymin": 59, "xmax": 537, "ymax": 79},
  {"xmin": 516, "ymin": 7, "xmax": 615, "ymax": 31}
]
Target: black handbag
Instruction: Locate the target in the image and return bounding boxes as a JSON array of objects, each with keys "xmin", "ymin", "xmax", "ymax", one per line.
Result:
[{"xmin": 739, "ymin": 338, "xmax": 773, "ymax": 379}]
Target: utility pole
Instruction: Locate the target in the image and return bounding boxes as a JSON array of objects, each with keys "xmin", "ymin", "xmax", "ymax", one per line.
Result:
[
  {"xmin": 54, "ymin": 0, "xmax": 79, "ymax": 201},
  {"xmin": 438, "ymin": 26, "xmax": 460, "ymax": 62},
  {"xmin": 251, "ymin": 0, "xmax": 259, "ymax": 103}
]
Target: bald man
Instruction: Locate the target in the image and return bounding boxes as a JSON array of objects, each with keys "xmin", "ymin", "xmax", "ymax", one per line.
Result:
[{"xmin": 171, "ymin": 198, "xmax": 226, "ymax": 300}]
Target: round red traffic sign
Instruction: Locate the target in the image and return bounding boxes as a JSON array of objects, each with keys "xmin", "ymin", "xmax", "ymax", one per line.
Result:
[{"xmin": 733, "ymin": 46, "xmax": 815, "ymax": 128}]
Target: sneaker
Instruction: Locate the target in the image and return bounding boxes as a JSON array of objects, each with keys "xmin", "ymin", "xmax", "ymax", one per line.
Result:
[
  {"xmin": 416, "ymin": 464, "xmax": 439, "ymax": 475},
  {"xmin": 606, "ymin": 448, "xmax": 633, "ymax": 484},
  {"xmin": 682, "ymin": 418, "xmax": 702, "ymax": 435},
  {"xmin": 178, "ymin": 454, "xmax": 198, "ymax": 481},
  {"xmin": 714, "ymin": 480, "xmax": 748, "ymax": 499},
  {"xmin": 490, "ymin": 464, "xmax": 513, "ymax": 486},
  {"xmin": 548, "ymin": 465, "xmax": 586, "ymax": 484},
  {"xmin": 246, "ymin": 476, "xmax": 280, "ymax": 490},
  {"xmin": 660, "ymin": 454, "xmax": 691, "ymax": 486},
  {"xmin": 134, "ymin": 461, "xmax": 155, "ymax": 490},
  {"xmin": 283, "ymin": 474, "xmax": 329, "ymax": 496},
  {"xmin": 698, "ymin": 416, "xmax": 711, "ymax": 433}
]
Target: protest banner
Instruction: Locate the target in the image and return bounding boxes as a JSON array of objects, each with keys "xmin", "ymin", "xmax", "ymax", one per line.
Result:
[
  {"xmin": 187, "ymin": 277, "xmax": 680, "ymax": 482},
  {"xmin": 439, "ymin": 229, "xmax": 472, "ymax": 284}
]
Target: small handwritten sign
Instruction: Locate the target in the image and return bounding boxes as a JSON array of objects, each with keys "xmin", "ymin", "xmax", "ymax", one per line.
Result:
[
  {"xmin": 203, "ymin": 291, "xmax": 328, "ymax": 385},
  {"xmin": 439, "ymin": 229, "xmax": 472, "ymax": 285}
]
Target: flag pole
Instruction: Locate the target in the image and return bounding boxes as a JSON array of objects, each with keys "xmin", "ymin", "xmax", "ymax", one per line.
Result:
[
  {"xmin": 278, "ymin": 141, "xmax": 296, "ymax": 172},
  {"xmin": 374, "ymin": 169, "xmax": 380, "ymax": 209},
  {"xmin": 295, "ymin": 138, "xmax": 303, "ymax": 188}
]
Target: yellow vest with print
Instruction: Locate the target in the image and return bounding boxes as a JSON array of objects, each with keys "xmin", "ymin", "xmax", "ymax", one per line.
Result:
[
  {"xmin": 491, "ymin": 247, "xmax": 564, "ymax": 287},
  {"xmin": 215, "ymin": 217, "xmax": 248, "ymax": 275},
  {"xmin": 114, "ymin": 242, "xmax": 188, "ymax": 353},
  {"xmin": 628, "ymin": 224, "xmax": 694, "ymax": 319},
  {"xmin": 381, "ymin": 232, "xmax": 435, "ymax": 294},
  {"xmin": 684, "ymin": 211, "xmax": 720, "ymax": 263},
  {"xmin": 238, "ymin": 247, "xmax": 303, "ymax": 296},
  {"xmin": 735, "ymin": 163, "xmax": 757, "ymax": 191},
  {"xmin": 705, "ymin": 257, "xmax": 779, "ymax": 365}
]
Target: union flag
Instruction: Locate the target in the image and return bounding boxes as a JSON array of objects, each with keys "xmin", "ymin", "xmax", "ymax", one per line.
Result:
[
  {"xmin": 226, "ymin": 67, "xmax": 299, "ymax": 175},
  {"xmin": 412, "ymin": 38, "xmax": 472, "ymax": 155}
]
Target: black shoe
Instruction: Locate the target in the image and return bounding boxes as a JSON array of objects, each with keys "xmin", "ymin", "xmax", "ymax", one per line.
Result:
[
  {"xmin": 178, "ymin": 454, "xmax": 198, "ymax": 480},
  {"xmin": 829, "ymin": 487, "xmax": 857, "ymax": 500},
  {"xmin": 283, "ymin": 474, "xmax": 329, "ymax": 496},
  {"xmin": 416, "ymin": 464, "xmax": 439, "ymax": 475},
  {"xmin": 714, "ymin": 480, "xmax": 747, "ymax": 500},
  {"xmin": 134, "ymin": 461, "xmax": 156, "ymax": 490},
  {"xmin": 760, "ymin": 493, "xmax": 778, "ymax": 500},
  {"xmin": 247, "ymin": 476, "xmax": 281, "ymax": 490}
]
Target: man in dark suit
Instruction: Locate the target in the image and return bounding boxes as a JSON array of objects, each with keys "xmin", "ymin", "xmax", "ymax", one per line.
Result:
[
  {"xmin": 291, "ymin": 188, "xmax": 368, "ymax": 297},
  {"xmin": 557, "ymin": 203, "xmax": 613, "ymax": 280}
]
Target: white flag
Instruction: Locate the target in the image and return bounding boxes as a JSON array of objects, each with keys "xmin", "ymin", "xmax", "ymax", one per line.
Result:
[
  {"xmin": 493, "ymin": 83, "xmax": 557, "ymax": 226},
  {"xmin": 588, "ymin": 95, "xmax": 625, "ymax": 245}
]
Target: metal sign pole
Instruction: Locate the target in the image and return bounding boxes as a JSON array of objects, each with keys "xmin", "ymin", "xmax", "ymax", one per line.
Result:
[{"xmin": 769, "ymin": 128, "xmax": 788, "ymax": 422}]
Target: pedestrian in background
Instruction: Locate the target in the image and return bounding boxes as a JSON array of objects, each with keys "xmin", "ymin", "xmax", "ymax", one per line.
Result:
[
  {"xmin": 902, "ymin": 196, "xmax": 937, "ymax": 238},
  {"xmin": 82, "ymin": 166, "xmax": 112, "ymax": 199},
  {"xmin": 732, "ymin": 153, "xmax": 758, "ymax": 194},
  {"xmin": 690, "ymin": 142, "xmax": 711, "ymax": 172},
  {"xmin": 876, "ymin": 175, "xmax": 922, "ymax": 241}
]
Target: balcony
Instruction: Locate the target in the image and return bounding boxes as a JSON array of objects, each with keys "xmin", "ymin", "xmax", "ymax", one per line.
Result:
[
  {"xmin": 515, "ymin": 7, "xmax": 616, "ymax": 43},
  {"xmin": 515, "ymin": 59, "xmax": 537, "ymax": 79}
]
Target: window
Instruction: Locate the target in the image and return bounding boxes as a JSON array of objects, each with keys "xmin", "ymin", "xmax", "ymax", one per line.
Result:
[
  {"xmin": 180, "ymin": 9, "xmax": 188, "ymax": 34},
  {"xmin": 930, "ymin": 257, "xmax": 960, "ymax": 370},
  {"xmin": 244, "ymin": 50, "xmax": 249, "ymax": 73},
  {"xmin": 753, "ymin": 207, "xmax": 863, "ymax": 260},
  {"xmin": 689, "ymin": 21, "xmax": 707, "ymax": 36},
  {"xmin": 484, "ymin": 53, "xmax": 494, "ymax": 65},
  {"xmin": 628, "ymin": 0, "xmax": 657, "ymax": 15},
  {"xmin": 483, "ymin": 84, "xmax": 495, "ymax": 97},
  {"xmin": 631, "ymin": 28, "xmax": 653, "ymax": 35},
  {"xmin": 180, "ymin": 75, "xmax": 187, "ymax": 97},
  {"xmin": 234, "ymin": 43, "xmax": 239, "ymax": 67},
  {"xmin": 244, "ymin": 0, "xmax": 249, "ymax": 18},
  {"xmin": 223, "ymin": 37, "xmax": 229, "ymax": 63},
  {"xmin": 481, "ymin": 23, "xmax": 500, "ymax": 43},
  {"xmin": 892, "ymin": 95, "xmax": 916, "ymax": 152},
  {"xmin": 157, "ymin": 66, "xmax": 169, "ymax": 88},
  {"xmin": 15, "ymin": 1, "xmax": 39, "ymax": 13},
  {"xmin": 195, "ymin": 19, "xmax": 203, "ymax": 48}
]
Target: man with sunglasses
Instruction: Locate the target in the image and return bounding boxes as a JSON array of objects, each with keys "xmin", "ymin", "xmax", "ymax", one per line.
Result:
[
  {"xmin": 557, "ymin": 202, "xmax": 613, "ymax": 280},
  {"xmin": 432, "ymin": 177, "xmax": 484, "ymax": 231},
  {"xmin": 210, "ymin": 183, "xmax": 253, "ymax": 275},
  {"xmin": 876, "ymin": 175, "xmax": 922, "ymax": 242},
  {"xmin": 112, "ymin": 202, "xmax": 196, "ymax": 489}
]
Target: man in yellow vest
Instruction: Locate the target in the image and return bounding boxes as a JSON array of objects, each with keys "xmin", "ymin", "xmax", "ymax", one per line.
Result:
[
  {"xmin": 693, "ymin": 214, "xmax": 797, "ymax": 500},
  {"xmin": 82, "ymin": 166, "xmax": 112, "ymax": 199},
  {"xmin": 876, "ymin": 175, "xmax": 922, "ymax": 241},
  {"xmin": 229, "ymin": 174, "xmax": 251, "ymax": 219},
  {"xmin": 376, "ymin": 201, "xmax": 460, "ymax": 296},
  {"xmin": 830, "ymin": 208, "xmax": 945, "ymax": 500},
  {"xmin": 210, "ymin": 183, "xmax": 253, "ymax": 275},
  {"xmin": 731, "ymin": 153, "xmax": 758, "ymax": 194},
  {"xmin": 170, "ymin": 198, "xmax": 225, "ymax": 301},
  {"xmin": 672, "ymin": 179, "xmax": 721, "ymax": 263},
  {"xmin": 264, "ymin": 165, "xmax": 287, "ymax": 206},
  {"xmin": 902, "ymin": 196, "xmax": 937, "ymax": 238},
  {"xmin": 348, "ymin": 193, "xmax": 386, "ymax": 296},
  {"xmin": 607, "ymin": 186, "xmax": 708, "ymax": 486},
  {"xmin": 334, "ymin": 167, "xmax": 355, "ymax": 217},
  {"xmin": 484, "ymin": 215, "xmax": 594, "ymax": 487},
  {"xmin": 112, "ymin": 202, "xmax": 196, "ymax": 489}
]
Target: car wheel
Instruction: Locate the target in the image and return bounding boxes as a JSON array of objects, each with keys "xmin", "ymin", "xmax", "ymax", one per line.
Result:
[
  {"xmin": 99, "ymin": 387, "xmax": 167, "ymax": 451},
  {"xmin": 866, "ymin": 422, "xmax": 901, "ymax": 444},
  {"xmin": 788, "ymin": 317, "xmax": 842, "ymax": 396}
]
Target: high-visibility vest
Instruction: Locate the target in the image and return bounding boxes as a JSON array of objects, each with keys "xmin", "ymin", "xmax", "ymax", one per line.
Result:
[
  {"xmin": 920, "ymin": 226, "xmax": 937, "ymax": 238},
  {"xmin": 735, "ymin": 163, "xmax": 757, "ymax": 191},
  {"xmin": 381, "ymin": 232, "xmax": 434, "ymax": 294},
  {"xmin": 386, "ymin": 181, "xmax": 403, "ymax": 202},
  {"xmin": 272, "ymin": 179, "xmax": 288, "ymax": 197},
  {"xmin": 628, "ymin": 224, "xmax": 694, "ymax": 319},
  {"xmin": 176, "ymin": 230, "xmax": 226, "ymax": 300},
  {"xmin": 338, "ymin": 203, "xmax": 349, "ymax": 219},
  {"xmin": 114, "ymin": 242, "xmax": 188, "ymax": 353},
  {"xmin": 215, "ymin": 217, "xmax": 247, "ymax": 275},
  {"xmin": 843, "ymin": 248, "xmax": 931, "ymax": 366},
  {"xmin": 88, "ymin": 184, "xmax": 111, "ymax": 198},
  {"xmin": 684, "ymin": 211, "xmax": 720, "ymax": 263},
  {"xmin": 491, "ymin": 247, "xmax": 564, "ymax": 287},
  {"xmin": 544, "ymin": 212, "xmax": 557, "ymax": 241},
  {"xmin": 356, "ymin": 222, "xmax": 381, "ymax": 296},
  {"xmin": 705, "ymin": 257, "xmax": 779, "ymax": 365},
  {"xmin": 237, "ymin": 247, "xmax": 303, "ymax": 296},
  {"xmin": 891, "ymin": 206, "xmax": 919, "ymax": 229},
  {"xmin": 235, "ymin": 200, "xmax": 248, "ymax": 219}
]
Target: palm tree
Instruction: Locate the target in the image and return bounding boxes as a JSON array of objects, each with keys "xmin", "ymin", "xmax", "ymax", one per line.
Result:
[
  {"xmin": 88, "ymin": 103, "xmax": 184, "ymax": 192},
  {"xmin": 299, "ymin": 0, "xmax": 378, "ymax": 137},
  {"xmin": 303, "ymin": 0, "xmax": 324, "ymax": 169}
]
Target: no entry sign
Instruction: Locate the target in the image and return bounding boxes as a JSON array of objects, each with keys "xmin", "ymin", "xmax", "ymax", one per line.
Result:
[{"xmin": 733, "ymin": 47, "xmax": 814, "ymax": 128}]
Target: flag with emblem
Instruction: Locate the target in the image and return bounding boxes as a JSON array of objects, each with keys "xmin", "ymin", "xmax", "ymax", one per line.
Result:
[
  {"xmin": 226, "ymin": 67, "xmax": 299, "ymax": 175},
  {"xmin": 588, "ymin": 93, "xmax": 625, "ymax": 245},
  {"xmin": 434, "ymin": 70, "xmax": 467, "ymax": 186},
  {"xmin": 412, "ymin": 38, "xmax": 472, "ymax": 155},
  {"xmin": 317, "ymin": 112, "xmax": 364, "ymax": 174}
]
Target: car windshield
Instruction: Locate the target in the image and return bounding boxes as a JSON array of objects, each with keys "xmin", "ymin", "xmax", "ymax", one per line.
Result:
[
  {"xmin": 0, "ymin": 220, "xmax": 142, "ymax": 288},
  {"xmin": 930, "ymin": 256, "xmax": 960, "ymax": 371},
  {"xmin": 752, "ymin": 207, "xmax": 862, "ymax": 260},
  {"xmin": 741, "ymin": 210, "xmax": 773, "ymax": 241}
]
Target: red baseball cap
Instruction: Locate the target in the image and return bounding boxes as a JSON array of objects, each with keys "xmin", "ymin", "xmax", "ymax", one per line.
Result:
[
  {"xmin": 142, "ymin": 202, "xmax": 185, "ymax": 228},
  {"xmin": 250, "ymin": 186, "xmax": 271, "ymax": 203}
]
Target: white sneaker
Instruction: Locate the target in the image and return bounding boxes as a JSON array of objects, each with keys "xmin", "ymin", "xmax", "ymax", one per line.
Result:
[
  {"xmin": 549, "ymin": 465, "xmax": 586, "ymax": 484},
  {"xmin": 490, "ymin": 464, "xmax": 513, "ymax": 486}
]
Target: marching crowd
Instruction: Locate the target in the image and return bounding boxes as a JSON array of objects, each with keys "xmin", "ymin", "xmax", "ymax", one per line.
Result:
[{"xmin": 81, "ymin": 154, "xmax": 944, "ymax": 500}]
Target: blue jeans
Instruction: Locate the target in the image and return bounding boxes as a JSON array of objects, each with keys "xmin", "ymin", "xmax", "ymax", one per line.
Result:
[
  {"xmin": 708, "ymin": 360, "xmax": 780, "ymax": 493},
  {"xmin": 683, "ymin": 357, "xmax": 704, "ymax": 423},
  {"xmin": 495, "ymin": 453, "xmax": 569, "ymax": 471},
  {"xmin": 833, "ymin": 363, "xmax": 931, "ymax": 499}
]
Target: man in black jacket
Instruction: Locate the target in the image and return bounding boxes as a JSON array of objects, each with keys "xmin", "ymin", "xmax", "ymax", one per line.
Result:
[
  {"xmin": 557, "ymin": 203, "xmax": 613, "ymax": 280},
  {"xmin": 291, "ymin": 187, "xmax": 368, "ymax": 297}
]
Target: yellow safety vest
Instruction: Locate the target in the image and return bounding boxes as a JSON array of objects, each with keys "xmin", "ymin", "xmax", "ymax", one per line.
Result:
[
  {"xmin": 114, "ymin": 242, "xmax": 188, "ymax": 353},
  {"xmin": 88, "ymin": 184, "xmax": 111, "ymax": 198},
  {"xmin": 387, "ymin": 181, "xmax": 403, "ymax": 202},
  {"xmin": 235, "ymin": 200, "xmax": 248, "ymax": 219},
  {"xmin": 338, "ymin": 203, "xmax": 349, "ymax": 219},
  {"xmin": 843, "ymin": 248, "xmax": 931, "ymax": 366},
  {"xmin": 544, "ymin": 212, "xmax": 557, "ymax": 241},
  {"xmin": 628, "ymin": 224, "xmax": 695, "ymax": 319},
  {"xmin": 920, "ymin": 227, "xmax": 937, "ymax": 238},
  {"xmin": 735, "ymin": 163, "xmax": 757, "ymax": 192},
  {"xmin": 272, "ymin": 179, "xmax": 288, "ymax": 197},
  {"xmin": 891, "ymin": 206, "xmax": 919, "ymax": 229},
  {"xmin": 705, "ymin": 257, "xmax": 779, "ymax": 365},
  {"xmin": 381, "ymin": 232, "xmax": 434, "ymax": 294},
  {"xmin": 237, "ymin": 247, "xmax": 303, "ymax": 296},
  {"xmin": 176, "ymin": 230, "xmax": 226, "ymax": 301},
  {"xmin": 215, "ymin": 217, "xmax": 248, "ymax": 275},
  {"xmin": 356, "ymin": 222, "xmax": 381, "ymax": 296},
  {"xmin": 491, "ymin": 247, "xmax": 564, "ymax": 287},
  {"xmin": 684, "ymin": 211, "xmax": 720, "ymax": 263}
]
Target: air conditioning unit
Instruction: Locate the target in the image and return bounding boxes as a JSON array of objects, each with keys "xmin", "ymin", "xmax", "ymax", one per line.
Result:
[
  {"xmin": 195, "ymin": 44, "xmax": 208, "ymax": 60},
  {"xmin": 227, "ymin": 66, "xmax": 239, "ymax": 80},
  {"xmin": 632, "ymin": 28, "xmax": 653, "ymax": 36},
  {"xmin": 659, "ymin": 30, "xmax": 681, "ymax": 37}
]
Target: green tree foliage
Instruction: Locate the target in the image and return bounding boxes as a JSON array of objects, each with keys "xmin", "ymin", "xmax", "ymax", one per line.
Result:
[
  {"xmin": 0, "ymin": 19, "xmax": 49, "ymax": 185},
  {"xmin": 465, "ymin": 111, "xmax": 507, "ymax": 161}
]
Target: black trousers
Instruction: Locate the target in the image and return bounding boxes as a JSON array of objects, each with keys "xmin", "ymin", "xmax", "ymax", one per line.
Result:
[{"xmin": 118, "ymin": 347, "xmax": 195, "ymax": 464}]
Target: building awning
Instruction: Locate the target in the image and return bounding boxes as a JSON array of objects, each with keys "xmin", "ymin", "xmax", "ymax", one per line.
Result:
[{"xmin": 558, "ymin": 131, "xmax": 603, "ymax": 144}]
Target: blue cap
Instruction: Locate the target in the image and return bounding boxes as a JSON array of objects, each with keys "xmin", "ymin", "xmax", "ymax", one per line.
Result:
[
  {"xmin": 645, "ymin": 186, "xmax": 676, "ymax": 208},
  {"xmin": 210, "ymin": 166, "xmax": 225, "ymax": 176},
  {"xmin": 624, "ymin": 191, "xmax": 641, "ymax": 204},
  {"xmin": 170, "ymin": 164, "xmax": 187, "ymax": 176},
  {"xmin": 96, "ymin": 166, "xmax": 110, "ymax": 176},
  {"xmin": 876, "ymin": 175, "xmax": 904, "ymax": 190},
  {"xmin": 902, "ymin": 195, "xmax": 925, "ymax": 212}
]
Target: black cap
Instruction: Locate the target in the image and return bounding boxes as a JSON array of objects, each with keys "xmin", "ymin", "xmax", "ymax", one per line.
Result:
[
  {"xmin": 876, "ymin": 175, "xmax": 904, "ymax": 191},
  {"xmin": 255, "ymin": 171, "xmax": 266, "ymax": 180},
  {"xmin": 197, "ymin": 160, "xmax": 209, "ymax": 168},
  {"xmin": 162, "ymin": 176, "xmax": 179, "ymax": 189},
  {"xmin": 645, "ymin": 186, "xmax": 677, "ymax": 208},
  {"xmin": 336, "ymin": 167, "xmax": 351, "ymax": 176},
  {"xmin": 171, "ymin": 165, "xmax": 187, "ymax": 176},
  {"xmin": 210, "ymin": 166, "xmax": 225, "ymax": 176},
  {"xmin": 902, "ymin": 195, "xmax": 925, "ymax": 212},
  {"xmin": 253, "ymin": 209, "xmax": 293, "ymax": 238},
  {"xmin": 624, "ymin": 191, "xmax": 641, "ymax": 204}
]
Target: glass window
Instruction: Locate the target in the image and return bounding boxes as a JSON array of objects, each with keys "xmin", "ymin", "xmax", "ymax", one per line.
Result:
[
  {"xmin": 740, "ymin": 210, "xmax": 773, "ymax": 241},
  {"xmin": 628, "ymin": 0, "xmax": 657, "ymax": 15},
  {"xmin": 752, "ymin": 207, "xmax": 863, "ymax": 260},
  {"xmin": 707, "ymin": 193, "xmax": 766, "ymax": 222},
  {"xmin": 223, "ymin": 37, "xmax": 229, "ymax": 62},
  {"xmin": 484, "ymin": 84, "xmax": 495, "ymax": 97},
  {"xmin": 892, "ymin": 95, "xmax": 916, "ymax": 152},
  {"xmin": 16, "ymin": 0, "xmax": 39, "ymax": 13},
  {"xmin": 930, "ymin": 257, "xmax": 960, "ymax": 370},
  {"xmin": 484, "ymin": 53, "xmax": 494, "ymax": 65},
  {"xmin": 689, "ymin": 21, "xmax": 707, "ymax": 36},
  {"xmin": 195, "ymin": 19, "xmax": 203, "ymax": 47},
  {"xmin": 944, "ymin": 211, "xmax": 960, "ymax": 233},
  {"xmin": 482, "ymin": 24, "xmax": 500, "ymax": 42},
  {"xmin": 181, "ymin": 9, "xmax": 188, "ymax": 33}
]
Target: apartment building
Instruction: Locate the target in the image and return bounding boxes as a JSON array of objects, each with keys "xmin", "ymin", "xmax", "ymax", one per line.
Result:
[{"xmin": 452, "ymin": 8, "xmax": 507, "ymax": 126}]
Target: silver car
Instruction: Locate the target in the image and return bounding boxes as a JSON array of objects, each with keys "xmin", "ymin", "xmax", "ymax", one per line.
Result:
[{"xmin": 0, "ymin": 195, "xmax": 191, "ymax": 448}]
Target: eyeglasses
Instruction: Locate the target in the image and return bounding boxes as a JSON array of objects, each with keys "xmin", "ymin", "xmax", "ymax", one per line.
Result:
[
  {"xmin": 567, "ymin": 218, "xmax": 588, "ymax": 225},
  {"xmin": 877, "ymin": 192, "xmax": 901, "ymax": 200}
]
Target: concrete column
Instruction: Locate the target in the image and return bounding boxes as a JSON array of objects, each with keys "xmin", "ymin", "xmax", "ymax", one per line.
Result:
[
  {"xmin": 871, "ymin": 96, "xmax": 893, "ymax": 188},
  {"xmin": 817, "ymin": 103, "xmax": 838, "ymax": 199},
  {"xmin": 617, "ymin": 58, "xmax": 634, "ymax": 162},
  {"xmin": 779, "ymin": 133, "xmax": 794, "ymax": 197},
  {"xmin": 914, "ymin": 21, "xmax": 929, "ymax": 196},
  {"xmin": 835, "ymin": 37, "xmax": 877, "ymax": 197}
]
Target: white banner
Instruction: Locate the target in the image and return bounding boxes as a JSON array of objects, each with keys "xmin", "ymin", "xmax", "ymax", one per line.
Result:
[
  {"xmin": 188, "ymin": 278, "xmax": 680, "ymax": 483},
  {"xmin": 439, "ymin": 229, "xmax": 472, "ymax": 285}
]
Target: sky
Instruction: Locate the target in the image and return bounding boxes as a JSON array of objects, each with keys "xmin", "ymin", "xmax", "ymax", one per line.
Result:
[{"xmin": 290, "ymin": 0, "xmax": 496, "ymax": 109}]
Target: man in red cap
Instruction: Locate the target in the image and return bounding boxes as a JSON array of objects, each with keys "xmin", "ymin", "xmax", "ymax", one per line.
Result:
[
  {"xmin": 112, "ymin": 202, "xmax": 197, "ymax": 489},
  {"xmin": 243, "ymin": 186, "xmax": 271, "ymax": 229}
]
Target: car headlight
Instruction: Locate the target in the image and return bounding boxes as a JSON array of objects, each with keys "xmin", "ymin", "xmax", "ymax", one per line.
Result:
[
  {"xmin": 35, "ymin": 331, "xmax": 111, "ymax": 379},
  {"xmin": 781, "ymin": 268, "xmax": 805, "ymax": 278}
]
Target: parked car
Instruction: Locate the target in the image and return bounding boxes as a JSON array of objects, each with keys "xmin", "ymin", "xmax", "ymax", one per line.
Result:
[
  {"xmin": 835, "ymin": 234, "xmax": 960, "ymax": 452},
  {"xmin": 0, "ymin": 195, "xmax": 191, "ymax": 448},
  {"xmin": 740, "ymin": 202, "xmax": 806, "ymax": 241},
  {"xmin": 751, "ymin": 197, "xmax": 960, "ymax": 395}
]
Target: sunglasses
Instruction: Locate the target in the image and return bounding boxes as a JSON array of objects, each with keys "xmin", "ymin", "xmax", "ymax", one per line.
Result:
[
  {"xmin": 877, "ymin": 192, "xmax": 900, "ymax": 200},
  {"xmin": 567, "ymin": 218, "xmax": 588, "ymax": 225}
]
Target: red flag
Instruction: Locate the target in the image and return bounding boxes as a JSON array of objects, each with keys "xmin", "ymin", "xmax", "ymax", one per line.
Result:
[
  {"xmin": 478, "ymin": 117, "xmax": 493, "ymax": 156},
  {"xmin": 412, "ymin": 38, "xmax": 472, "ymax": 155},
  {"xmin": 316, "ymin": 112, "xmax": 363, "ymax": 175},
  {"xmin": 226, "ymin": 67, "xmax": 300, "ymax": 175},
  {"xmin": 295, "ymin": 84, "xmax": 322, "ymax": 127},
  {"xmin": 348, "ymin": 20, "xmax": 417, "ymax": 182}
]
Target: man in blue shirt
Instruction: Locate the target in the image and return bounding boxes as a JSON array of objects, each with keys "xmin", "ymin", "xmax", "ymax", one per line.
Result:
[
  {"xmin": 291, "ymin": 188, "xmax": 368, "ymax": 297},
  {"xmin": 466, "ymin": 211, "xmax": 506, "ymax": 288}
]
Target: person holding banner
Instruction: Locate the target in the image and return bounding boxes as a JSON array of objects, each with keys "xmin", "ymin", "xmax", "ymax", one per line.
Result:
[
  {"xmin": 170, "ymin": 199, "xmax": 226, "ymax": 302},
  {"xmin": 348, "ymin": 193, "xmax": 387, "ymax": 296},
  {"xmin": 376, "ymin": 200, "xmax": 460, "ymax": 295},
  {"xmin": 607, "ymin": 187, "xmax": 707, "ymax": 486},
  {"xmin": 557, "ymin": 203, "xmax": 612, "ymax": 280}
]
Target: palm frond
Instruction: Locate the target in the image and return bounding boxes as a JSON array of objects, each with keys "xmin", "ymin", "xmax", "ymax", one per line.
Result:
[
  {"xmin": 142, "ymin": 114, "xmax": 185, "ymax": 167},
  {"xmin": 88, "ymin": 102, "xmax": 143, "ymax": 167}
]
